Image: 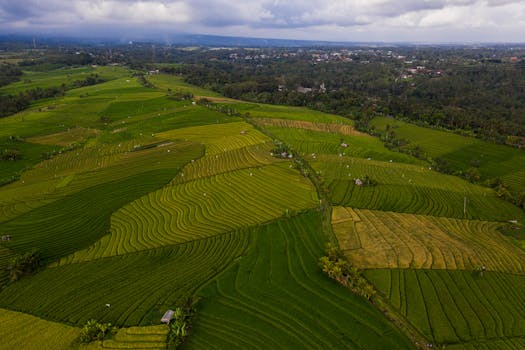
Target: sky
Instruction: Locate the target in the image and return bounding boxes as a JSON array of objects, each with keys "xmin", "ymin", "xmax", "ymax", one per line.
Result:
[{"xmin": 1, "ymin": 0, "xmax": 525, "ymax": 43}]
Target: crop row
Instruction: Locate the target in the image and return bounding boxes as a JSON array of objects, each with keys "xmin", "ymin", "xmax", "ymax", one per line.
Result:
[
  {"xmin": 26, "ymin": 127, "xmax": 100, "ymax": 147},
  {"xmin": 365, "ymin": 269, "xmax": 525, "ymax": 344},
  {"xmin": 0, "ymin": 143, "xmax": 203, "ymax": 263},
  {"xmin": 156, "ymin": 121, "xmax": 270, "ymax": 156},
  {"xmin": 333, "ymin": 208, "xmax": 525, "ymax": 273},
  {"xmin": 0, "ymin": 230, "xmax": 251, "ymax": 327},
  {"xmin": 60, "ymin": 164, "xmax": 318, "ymax": 264},
  {"xmin": 172, "ymin": 142, "xmax": 277, "ymax": 183},
  {"xmin": 185, "ymin": 211, "xmax": 416, "ymax": 350},
  {"xmin": 265, "ymin": 126, "xmax": 422, "ymax": 164},
  {"xmin": 328, "ymin": 179, "xmax": 523, "ymax": 222},
  {"xmin": 0, "ymin": 140, "xmax": 202, "ymax": 222},
  {"xmin": 371, "ymin": 117, "xmax": 525, "ymax": 193},
  {"xmin": 0, "ymin": 308, "xmax": 80, "ymax": 350},
  {"xmin": 233, "ymin": 101, "xmax": 356, "ymax": 124},
  {"xmin": 253, "ymin": 117, "xmax": 365, "ymax": 136},
  {"xmin": 83, "ymin": 325, "xmax": 169, "ymax": 350},
  {"xmin": 447, "ymin": 338, "xmax": 525, "ymax": 350}
]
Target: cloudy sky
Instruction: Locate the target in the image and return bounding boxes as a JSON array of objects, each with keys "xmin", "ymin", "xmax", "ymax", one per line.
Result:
[{"xmin": 1, "ymin": 0, "xmax": 525, "ymax": 43}]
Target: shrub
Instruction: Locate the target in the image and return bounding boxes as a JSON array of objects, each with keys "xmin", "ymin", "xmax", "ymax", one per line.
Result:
[{"xmin": 79, "ymin": 319, "xmax": 116, "ymax": 343}]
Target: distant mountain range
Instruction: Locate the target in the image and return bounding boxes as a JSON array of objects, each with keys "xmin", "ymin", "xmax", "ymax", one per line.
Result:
[{"xmin": 1, "ymin": 33, "xmax": 523, "ymax": 48}]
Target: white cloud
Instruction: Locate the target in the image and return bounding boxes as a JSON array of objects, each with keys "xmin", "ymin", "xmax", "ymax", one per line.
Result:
[
  {"xmin": 74, "ymin": 1, "xmax": 190, "ymax": 24},
  {"xmin": 0, "ymin": 0, "xmax": 525, "ymax": 42}
]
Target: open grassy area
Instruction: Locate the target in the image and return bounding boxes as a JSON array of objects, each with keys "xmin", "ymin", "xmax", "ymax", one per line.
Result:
[
  {"xmin": 333, "ymin": 207, "xmax": 525, "ymax": 272},
  {"xmin": 186, "ymin": 211, "xmax": 416, "ymax": 350},
  {"xmin": 0, "ymin": 308, "xmax": 80, "ymax": 350},
  {"xmin": 371, "ymin": 117, "xmax": 525, "ymax": 193},
  {"xmin": 365, "ymin": 269, "xmax": 525, "ymax": 345}
]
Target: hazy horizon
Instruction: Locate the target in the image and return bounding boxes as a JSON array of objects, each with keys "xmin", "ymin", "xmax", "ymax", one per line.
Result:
[{"xmin": 1, "ymin": 1, "xmax": 525, "ymax": 44}]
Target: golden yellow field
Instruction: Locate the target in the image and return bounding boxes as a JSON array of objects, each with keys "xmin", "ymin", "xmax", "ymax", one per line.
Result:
[
  {"xmin": 253, "ymin": 117, "xmax": 368, "ymax": 136},
  {"xmin": 333, "ymin": 207, "xmax": 525, "ymax": 273}
]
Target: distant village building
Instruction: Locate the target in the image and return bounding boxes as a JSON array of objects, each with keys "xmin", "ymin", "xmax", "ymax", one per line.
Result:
[
  {"xmin": 355, "ymin": 178, "xmax": 364, "ymax": 186},
  {"xmin": 296, "ymin": 86, "xmax": 312, "ymax": 94},
  {"xmin": 340, "ymin": 143, "xmax": 348, "ymax": 148},
  {"xmin": 1, "ymin": 235, "xmax": 11, "ymax": 241}
]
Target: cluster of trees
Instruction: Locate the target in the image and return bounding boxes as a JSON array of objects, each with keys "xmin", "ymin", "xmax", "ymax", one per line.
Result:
[
  {"xmin": 6, "ymin": 249, "xmax": 41, "ymax": 282},
  {"xmin": 319, "ymin": 243, "xmax": 376, "ymax": 300},
  {"xmin": 135, "ymin": 73, "xmax": 155, "ymax": 88},
  {"xmin": 80, "ymin": 319, "xmax": 116, "ymax": 343},
  {"xmin": 170, "ymin": 56, "xmax": 525, "ymax": 141},
  {"xmin": 167, "ymin": 299, "xmax": 195, "ymax": 349},
  {"xmin": 487, "ymin": 178, "xmax": 525, "ymax": 209},
  {"xmin": 0, "ymin": 148, "xmax": 21, "ymax": 161},
  {"xmin": 0, "ymin": 63, "xmax": 23, "ymax": 87}
]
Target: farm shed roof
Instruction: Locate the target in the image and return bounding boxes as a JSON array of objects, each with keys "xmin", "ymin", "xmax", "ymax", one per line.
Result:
[{"xmin": 161, "ymin": 309, "xmax": 175, "ymax": 323}]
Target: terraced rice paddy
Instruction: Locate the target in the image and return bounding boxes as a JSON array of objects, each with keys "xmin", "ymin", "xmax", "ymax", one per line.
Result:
[
  {"xmin": 172, "ymin": 143, "xmax": 277, "ymax": 183},
  {"xmin": 371, "ymin": 117, "xmax": 525, "ymax": 193},
  {"xmin": 0, "ymin": 139, "xmax": 200, "ymax": 221},
  {"xmin": 365, "ymin": 269, "xmax": 525, "ymax": 345},
  {"xmin": 266, "ymin": 126, "xmax": 421, "ymax": 164},
  {"xmin": 146, "ymin": 73, "xmax": 223, "ymax": 98},
  {"xmin": 0, "ymin": 142, "xmax": 203, "ymax": 261},
  {"xmin": 233, "ymin": 102, "xmax": 357, "ymax": 123},
  {"xmin": 333, "ymin": 207, "xmax": 525, "ymax": 272},
  {"xmin": 0, "ymin": 66, "xmax": 128, "ymax": 95},
  {"xmin": 26, "ymin": 127, "xmax": 100, "ymax": 146},
  {"xmin": 81, "ymin": 325, "xmax": 169, "ymax": 350},
  {"xmin": 446, "ymin": 338, "xmax": 525, "ymax": 350},
  {"xmin": 253, "ymin": 117, "xmax": 366, "ymax": 136},
  {"xmin": 0, "ymin": 231, "xmax": 251, "ymax": 327},
  {"xmin": 313, "ymin": 155, "xmax": 525, "ymax": 222},
  {"xmin": 60, "ymin": 164, "xmax": 317, "ymax": 263},
  {"xmin": 156, "ymin": 121, "xmax": 269, "ymax": 155},
  {"xmin": 0, "ymin": 308, "xmax": 80, "ymax": 350},
  {"xmin": 0, "ymin": 138, "xmax": 58, "ymax": 185},
  {"xmin": 2, "ymin": 64, "xmax": 525, "ymax": 350},
  {"xmin": 186, "ymin": 211, "xmax": 416, "ymax": 350}
]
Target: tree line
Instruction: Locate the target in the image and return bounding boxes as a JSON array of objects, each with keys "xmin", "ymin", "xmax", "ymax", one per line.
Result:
[{"xmin": 161, "ymin": 58, "xmax": 525, "ymax": 142}]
